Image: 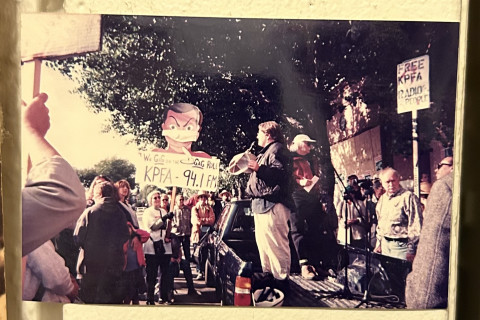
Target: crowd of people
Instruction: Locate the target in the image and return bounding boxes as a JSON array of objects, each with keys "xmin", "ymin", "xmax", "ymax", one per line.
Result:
[
  {"xmin": 21, "ymin": 94, "xmax": 453, "ymax": 309},
  {"xmin": 20, "ymin": 94, "xmax": 222, "ymax": 305},
  {"xmin": 25, "ymin": 169, "xmax": 224, "ymax": 304}
]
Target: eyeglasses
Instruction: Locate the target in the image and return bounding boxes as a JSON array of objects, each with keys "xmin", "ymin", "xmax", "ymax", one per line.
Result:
[
  {"xmin": 162, "ymin": 199, "xmax": 169, "ymax": 201},
  {"xmin": 153, "ymin": 196, "xmax": 161, "ymax": 200},
  {"xmin": 437, "ymin": 162, "xmax": 452, "ymax": 170}
]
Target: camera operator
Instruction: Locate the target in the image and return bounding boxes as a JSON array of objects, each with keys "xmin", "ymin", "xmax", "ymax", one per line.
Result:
[
  {"xmin": 360, "ymin": 179, "xmax": 384, "ymax": 249},
  {"xmin": 337, "ymin": 182, "xmax": 368, "ymax": 249}
]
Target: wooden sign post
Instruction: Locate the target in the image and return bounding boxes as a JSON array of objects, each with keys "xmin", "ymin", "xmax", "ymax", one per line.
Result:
[{"xmin": 397, "ymin": 55, "xmax": 430, "ymax": 197}]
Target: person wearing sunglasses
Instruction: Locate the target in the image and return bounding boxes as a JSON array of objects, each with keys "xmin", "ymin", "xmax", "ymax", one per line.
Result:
[
  {"xmin": 406, "ymin": 165, "xmax": 453, "ymax": 309},
  {"xmin": 142, "ymin": 191, "xmax": 172, "ymax": 305},
  {"xmin": 435, "ymin": 156, "xmax": 453, "ymax": 181}
]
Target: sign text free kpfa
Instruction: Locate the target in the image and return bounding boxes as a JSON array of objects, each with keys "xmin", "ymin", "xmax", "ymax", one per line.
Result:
[{"xmin": 397, "ymin": 55, "xmax": 430, "ymax": 114}]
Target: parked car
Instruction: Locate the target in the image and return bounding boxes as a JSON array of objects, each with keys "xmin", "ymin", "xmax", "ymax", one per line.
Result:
[{"xmin": 201, "ymin": 199, "xmax": 262, "ymax": 305}]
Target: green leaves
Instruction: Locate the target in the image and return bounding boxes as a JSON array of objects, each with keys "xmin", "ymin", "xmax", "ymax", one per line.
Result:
[
  {"xmin": 53, "ymin": 16, "xmax": 458, "ymax": 194},
  {"xmin": 76, "ymin": 157, "xmax": 136, "ymax": 188}
]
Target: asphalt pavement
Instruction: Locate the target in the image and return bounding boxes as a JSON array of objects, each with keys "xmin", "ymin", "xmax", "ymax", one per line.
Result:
[{"xmin": 139, "ymin": 262, "xmax": 220, "ymax": 306}]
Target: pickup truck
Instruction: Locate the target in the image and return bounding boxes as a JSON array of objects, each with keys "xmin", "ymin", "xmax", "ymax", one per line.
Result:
[
  {"xmin": 201, "ymin": 199, "xmax": 261, "ymax": 305},
  {"xmin": 201, "ymin": 199, "xmax": 411, "ymax": 308}
]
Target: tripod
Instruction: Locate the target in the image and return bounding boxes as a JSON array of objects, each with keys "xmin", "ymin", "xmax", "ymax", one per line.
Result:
[
  {"xmin": 312, "ymin": 168, "xmax": 366, "ymax": 301},
  {"xmin": 354, "ymin": 193, "xmax": 374, "ymax": 308}
]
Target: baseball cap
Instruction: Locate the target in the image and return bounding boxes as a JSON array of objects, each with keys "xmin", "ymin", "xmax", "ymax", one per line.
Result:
[{"xmin": 293, "ymin": 134, "xmax": 316, "ymax": 144}]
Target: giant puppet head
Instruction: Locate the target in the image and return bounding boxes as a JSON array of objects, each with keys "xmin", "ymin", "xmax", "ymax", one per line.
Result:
[
  {"xmin": 162, "ymin": 103, "xmax": 202, "ymax": 142},
  {"xmin": 157, "ymin": 102, "xmax": 211, "ymax": 158}
]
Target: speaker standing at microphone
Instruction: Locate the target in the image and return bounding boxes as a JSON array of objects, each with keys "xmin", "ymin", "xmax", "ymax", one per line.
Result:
[{"xmin": 244, "ymin": 121, "xmax": 293, "ymax": 294}]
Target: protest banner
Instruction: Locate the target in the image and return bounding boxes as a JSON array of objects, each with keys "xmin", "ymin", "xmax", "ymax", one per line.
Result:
[
  {"xmin": 397, "ymin": 54, "xmax": 430, "ymax": 114},
  {"xmin": 397, "ymin": 54, "xmax": 430, "ymax": 196},
  {"xmin": 137, "ymin": 151, "xmax": 220, "ymax": 191}
]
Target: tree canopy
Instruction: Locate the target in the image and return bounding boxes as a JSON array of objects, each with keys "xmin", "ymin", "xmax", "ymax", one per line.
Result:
[
  {"xmin": 76, "ymin": 157, "xmax": 136, "ymax": 188},
  {"xmin": 52, "ymin": 16, "xmax": 459, "ymax": 194}
]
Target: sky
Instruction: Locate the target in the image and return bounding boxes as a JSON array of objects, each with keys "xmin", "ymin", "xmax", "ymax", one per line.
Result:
[{"xmin": 21, "ymin": 61, "xmax": 143, "ymax": 170}]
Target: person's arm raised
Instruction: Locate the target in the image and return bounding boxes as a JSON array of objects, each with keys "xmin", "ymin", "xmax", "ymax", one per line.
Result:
[{"xmin": 22, "ymin": 93, "xmax": 59, "ymax": 166}]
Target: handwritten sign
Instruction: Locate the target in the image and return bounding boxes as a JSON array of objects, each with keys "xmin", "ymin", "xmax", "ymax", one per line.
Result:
[
  {"xmin": 137, "ymin": 152, "xmax": 220, "ymax": 191},
  {"xmin": 397, "ymin": 55, "xmax": 430, "ymax": 114}
]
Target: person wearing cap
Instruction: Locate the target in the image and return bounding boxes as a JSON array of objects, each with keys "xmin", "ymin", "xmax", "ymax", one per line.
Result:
[
  {"xmin": 191, "ymin": 191, "xmax": 215, "ymax": 280},
  {"xmin": 245, "ymin": 121, "xmax": 293, "ymax": 292},
  {"xmin": 169, "ymin": 193, "xmax": 199, "ymax": 296},
  {"xmin": 219, "ymin": 190, "xmax": 232, "ymax": 208},
  {"xmin": 289, "ymin": 134, "xmax": 326, "ymax": 279}
]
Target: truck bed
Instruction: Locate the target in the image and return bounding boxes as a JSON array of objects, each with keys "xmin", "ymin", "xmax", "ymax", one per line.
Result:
[{"xmin": 286, "ymin": 274, "xmax": 404, "ymax": 309}]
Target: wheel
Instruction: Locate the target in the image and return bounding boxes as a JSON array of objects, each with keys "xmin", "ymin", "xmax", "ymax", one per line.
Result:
[
  {"xmin": 214, "ymin": 278, "xmax": 222, "ymax": 302},
  {"xmin": 218, "ymin": 281, "xmax": 227, "ymax": 306},
  {"xmin": 204, "ymin": 258, "xmax": 216, "ymax": 287}
]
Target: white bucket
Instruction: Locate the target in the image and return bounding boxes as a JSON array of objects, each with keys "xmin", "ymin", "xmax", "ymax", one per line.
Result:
[{"xmin": 228, "ymin": 151, "xmax": 257, "ymax": 175}]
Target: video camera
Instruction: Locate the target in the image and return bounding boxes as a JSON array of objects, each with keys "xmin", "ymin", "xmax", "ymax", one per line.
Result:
[
  {"xmin": 359, "ymin": 179, "xmax": 374, "ymax": 198},
  {"xmin": 150, "ymin": 211, "xmax": 175, "ymax": 231},
  {"xmin": 343, "ymin": 184, "xmax": 364, "ymax": 201}
]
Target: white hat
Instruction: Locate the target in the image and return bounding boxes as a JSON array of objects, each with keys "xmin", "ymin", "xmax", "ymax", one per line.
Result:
[
  {"xmin": 253, "ymin": 287, "xmax": 284, "ymax": 307},
  {"xmin": 219, "ymin": 190, "xmax": 232, "ymax": 197},
  {"xmin": 228, "ymin": 151, "xmax": 257, "ymax": 175},
  {"xmin": 293, "ymin": 134, "xmax": 316, "ymax": 144}
]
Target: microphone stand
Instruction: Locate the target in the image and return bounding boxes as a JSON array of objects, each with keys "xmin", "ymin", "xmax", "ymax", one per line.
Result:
[
  {"xmin": 313, "ymin": 167, "xmax": 361, "ymax": 300},
  {"xmin": 341, "ymin": 194, "xmax": 353, "ymax": 298},
  {"xmin": 354, "ymin": 193, "xmax": 373, "ymax": 308}
]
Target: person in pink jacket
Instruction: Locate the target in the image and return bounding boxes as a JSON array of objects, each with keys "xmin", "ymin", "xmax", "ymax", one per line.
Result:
[{"xmin": 190, "ymin": 191, "xmax": 215, "ymax": 280}]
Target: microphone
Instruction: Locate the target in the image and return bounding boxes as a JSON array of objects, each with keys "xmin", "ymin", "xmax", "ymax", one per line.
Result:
[{"xmin": 246, "ymin": 141, "xmax": 256, "ymax": 153}]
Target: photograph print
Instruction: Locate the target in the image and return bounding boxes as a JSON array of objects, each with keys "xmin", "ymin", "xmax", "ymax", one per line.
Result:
[{"xmin": 21, "ymin": 13, "xmax": 459, "ymax": 309}]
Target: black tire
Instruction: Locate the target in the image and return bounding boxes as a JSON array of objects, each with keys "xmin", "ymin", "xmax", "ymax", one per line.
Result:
[
  {"xmin": 214, "ymin": 278, "xmax": 222, "ymax": 302},
  {"xmin": 204, "ymin": 258, "xmax": 216, "ymax": 287},
  {"xmin": 218, "ymin": 281, "xmax": 227, "ymax": 306}
]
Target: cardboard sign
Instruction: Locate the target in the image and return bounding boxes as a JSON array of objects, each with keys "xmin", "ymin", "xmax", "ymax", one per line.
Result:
[
  {"xmin": 137, "ymin": 151, "xmax": 220, "ymax": 191},
  {"xmin": 397, "ymin": 55, "xmax": 430, "ymax": 114},
  {"xmin": 21, "ymin": 13, "xmax": 101, "ymax": 62}
]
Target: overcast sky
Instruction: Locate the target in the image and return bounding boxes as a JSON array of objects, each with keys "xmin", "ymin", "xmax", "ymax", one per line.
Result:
[{"xmin": 21, "ymin": 61, "xmax": 142, "ymax": 170}]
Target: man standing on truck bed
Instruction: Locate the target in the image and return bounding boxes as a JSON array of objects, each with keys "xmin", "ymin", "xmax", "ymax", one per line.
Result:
[
  {"xmin": 374, "ymin": 167, "xmax": 423, "ymax": 262},
  {"xmin": 246, "ymin": 121, "xmax": 293, "ymax": 293}
]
